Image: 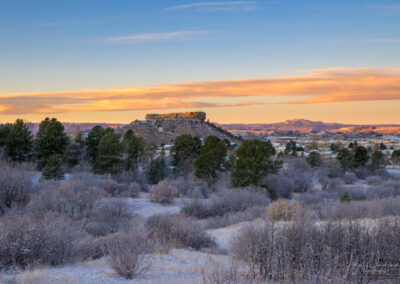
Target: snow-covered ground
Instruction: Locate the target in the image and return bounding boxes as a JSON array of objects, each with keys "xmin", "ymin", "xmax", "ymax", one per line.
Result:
[
  {"xmin": 387, "ymin": 165, "xmax": 400, "ymax": 179},
  {"xmin": 207, "ymin": 219, "xmax": 264, "ymax": 251},
  {"xmin": 1, "ymin": 249, "xmax": 233, "ymax": 284},
  {"xmin": 124, "ymin": 193, "xmax": 182, "ymax": 218},
  {"xmin": 94, "ymin": 193, "xmax": 182, "ymax": 218},
  {"xmin": 4, "ymin": 169, "xmax": 399, "ymax": 284}
]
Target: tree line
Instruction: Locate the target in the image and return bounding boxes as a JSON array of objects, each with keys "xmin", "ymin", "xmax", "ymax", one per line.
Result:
[
  {"xmin": 1, "ymin": 118, "xmax": 397, "ymax": 188},
  {"xmin": 0, "ymin": 118, "xmax": 283, "ymax": 188}
]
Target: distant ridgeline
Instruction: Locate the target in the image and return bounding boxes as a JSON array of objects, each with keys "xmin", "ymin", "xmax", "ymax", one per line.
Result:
[{"xmin": 145, "ymin": 112, "xmax": 206, "ymax": 121}]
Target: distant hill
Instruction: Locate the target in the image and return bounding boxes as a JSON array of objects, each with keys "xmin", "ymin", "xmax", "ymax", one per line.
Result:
[
  {"xmin": 26, "ymin": 123, "xmax": 125, "ymax": 134},
  {"xmin": 221, "ymin": 119, "xmax": 400, "ymax": 135},
  {"xmin": 19, "ymin": 118, "xmax": 400, "ymax": 139}
]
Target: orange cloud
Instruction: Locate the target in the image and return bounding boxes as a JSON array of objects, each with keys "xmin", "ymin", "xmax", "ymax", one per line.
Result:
[{"xmin": 1, "ymin": 67, "xmax": 400, "ymax": 115}]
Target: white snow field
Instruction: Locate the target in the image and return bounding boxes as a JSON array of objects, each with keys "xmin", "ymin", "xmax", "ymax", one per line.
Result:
[{"xmin": 1, "ymin": 249, "xmax": 233, "ymax": 284}]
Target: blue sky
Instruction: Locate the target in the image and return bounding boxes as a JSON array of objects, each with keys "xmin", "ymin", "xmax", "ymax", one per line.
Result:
[{"xmin": 0, "ymin": 1, "xmax": 400, "ymax": 123}]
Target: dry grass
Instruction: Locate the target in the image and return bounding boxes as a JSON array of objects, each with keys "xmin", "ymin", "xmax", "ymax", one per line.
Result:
[
  {"xmin": 266, "ymin": 199, "xmax": 301, "ymax": 222},
  {"xmin": 149, "ymin": 180, "xmax": 179, "ymax": 204}
]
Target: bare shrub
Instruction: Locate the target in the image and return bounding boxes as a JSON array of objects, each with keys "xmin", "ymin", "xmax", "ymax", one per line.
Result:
[
  {"xmin": 111, "ymin": 170, "xmax": 137, "ymax": 184},
  {"xmin": 266, "ymin": 199, "xmax": 301, "ymax": 221},
  {"xmin": 365, "ymin": 179, "xmax": 400, "ymax": 199},
  {"xmin": 27, "ymin": 180, "xmax": 105, "ymax": 219},
  {"xmin": 263, "ymin": 174, "xmax": 294, "ymax": 198},
  {"xmin": 233, "ymin": 219, "xmax": 400, "ymax": 281},
  {"xmin": 366, "ymin": 175, "xmax": 383, "ymax": 185},
  {"xmin": 69, "ymin": 172, "xmax": 105, "ymax": 188},
  {"xmin": 146, "ymin": 214, "xmax": 215, "ymax": 250},
  {"xmin": 103, "ymin": 176, "xmax": 140, "ymax": 197},
  {"xmin": 343, "ymin": 172, "xmax": 357, "ymax": 184},
  {"xmin": 321, "ymin": 196, "xmax": 400, "ymax": 220},
  {"xmin": 325, "ymin": 177, "xmax": 343, "ymax": 191},
  {"xmin": 149, "ymin": 180, "xmax": 179, "ymax": 204},
  {"xmin": 0, "ymin": 164, "xmax": 33, "ymax": 215},
  {"xmin": 355, "ymin": 166, "xmax": 372, "ymax": 179},
  {"xmin": 182, "ymin": 189, "xmax": 269, "ymax": 219},
  {"xmin": 284, "ymin": 158, "xmax": 313, "ymax": 192},
  {"xmin": 84, "ymin": 199, "xmax": 132, "ymax": 237},
  {"xmin": 0, "ymin": 214, "xmax": 84, "ymax": 268},
  {"xmin": 171, "ymin": 174, "xmax": 210, "ymax": 198},
  {"xmin": 204, "ymin": 206, "xmax": 266, "ymax": 229},
  {"xmin": 375, "ymin": 168, "xmax": 390, "ymax": 179},
  {"xmin": 319, "ymin": 159, "xmax": 343, "ymax": 179},
  {"xmin": 342, "ymin": 185, "xmax": 368, "ymax": 201},
  {"xmin": 73, "ymin": 235, "xmax": 109, "ymax": 260},
  {"xmin": 201, "ymin": 257, "xmax": 254, "ymax": 284},
  {"xmin": 107, "ymin": 231, "xmax": 153, "ymax": 279}
]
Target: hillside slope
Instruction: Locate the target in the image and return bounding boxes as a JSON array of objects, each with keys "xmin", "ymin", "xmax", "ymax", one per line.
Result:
[
  {"xmin": 222, "ymin": 119, "xmax": 400, "ymax": 135},
  {"xmin": 119, "ymin": 119, "xmax": 239, "ymax": 145}
]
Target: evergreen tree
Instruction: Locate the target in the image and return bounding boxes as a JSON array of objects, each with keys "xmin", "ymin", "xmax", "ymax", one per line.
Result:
[
  {"xmin": 354, "ymin": 146, "xmax": 369, "ymax": 168},
  {"xmin": 144, "ymin": 142, "xmax": 158, "ymax": 161},
  {"xmin": 126, "ymin": 135, "xmax": 146, "ymax": 169},
  {"xmin": 379, "ymin": 142, "xmax": 387, "ymax": 150},
  {"xmin": 42, "ymin": 154, "xmax": 65, "ymax": 180},
  {"xmin": 0, "ymin": 123, "xmax": 12, "ymax": 147},
  {"xmin": 4, "ymin": 119, "xmax": 33, "ymax": 162},
  {"xmin": 223, "ymin": 153, "xmax": 236, "ymax": 171},
  {"xmin": 194, "ymin": 135, "xmax": 227, "ymax": 185},
  {"xmin": 340, "ymin": 191, "xmax": 352, "ymax": 203},
  {"xmin": 35, "ymin": 117, "xmax": 69, "ymax": 168},
  {"xmin": 123, "ymin": 129, "xmax": 135, "ymax": 142},
  {"xmin": 64, "ymin": 142, "xmax": 81, "ymax": 167},
  {"xmin": 371, "ymin": 150, "xmax": 386, "ymax": 170},
  {"xmin": 392, "ymin": 149, "xmax": 400, "ymax": 165},
  {"xmin": 85, "ymin": 126, "xmax": 112, "ymax": 164},
  {"xmin": 94, "ymin": 131, "xmax": 123, "ymax": 174},
  {"xmin": 306, "ymin": 151, "xmax": 322, "ymax": 169},
  {"xmin": 330, "ymin": 142, "xmax": 340, "ymax": 153},
  {"xmin": 148, "ymin": 157, "xmax": 168, "ymax": 184},
  {"xmin": 74, "ymin": 131, "xmax": 85, "ymax": 148},
  {"xmin": 231, "ymin": 139, "xmax": 278, "ymax": 187},
  {"xmin": 171, "ymin": 134, "xmax": 201, "ymax": 173},
  {"xmin": 337, "ymin": 148, "xmax": 354, "ymax": 170},
  {"xmin": 284, "ymin": 140, "xmax": 303, "ymax": 156}
]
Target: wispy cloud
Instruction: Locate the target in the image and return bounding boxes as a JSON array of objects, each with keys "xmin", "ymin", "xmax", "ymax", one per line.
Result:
[
  {"xmin": 165, "ymin": 1, "xmax": 255, "ymax": 12},
  {"xmin": 107, "ymin": 30, "xmax": 208, "ymax": 44},
  {"xmin": 1, "ymin": 68, "xmax": 400, "ymax": 115},
  {"xmin": 36, "ymin": 20, "xmax": 81, "ymax": 27}
]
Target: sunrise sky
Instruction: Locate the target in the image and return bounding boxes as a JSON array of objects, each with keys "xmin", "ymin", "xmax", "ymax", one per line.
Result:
[{"xmin": 1, "ymin": 0, "xmax": 400, "ymax": 124}]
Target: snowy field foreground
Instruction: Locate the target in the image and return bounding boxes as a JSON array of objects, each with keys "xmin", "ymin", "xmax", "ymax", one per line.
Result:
[
  {"xmin": 0, "ymin": 192, "xmax": 250, "ymax": 284},
  {"xmin": 1, "ymin": 249, "xmax": 233, "ymax": 284}
]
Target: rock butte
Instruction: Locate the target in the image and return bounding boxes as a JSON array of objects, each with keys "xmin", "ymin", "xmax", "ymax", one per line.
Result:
[{"xmin": 145, "ymin": 112, "xmax": 206, "ymax": 121}]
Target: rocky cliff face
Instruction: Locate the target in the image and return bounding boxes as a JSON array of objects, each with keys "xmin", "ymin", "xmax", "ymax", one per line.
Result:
[{"xmin": 145, "ymin": 112, "xmax": 206, "ymax": 121}]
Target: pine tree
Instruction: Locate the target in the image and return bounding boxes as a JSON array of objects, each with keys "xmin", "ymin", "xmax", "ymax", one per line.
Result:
[
  {"xmin": 35, "ymin": 117, "xmax": 69, "ymax": 168},
  {"xmin": 42, "ymin": 154, "xmax": 65, "ymax": 180},
  {"xmin": 4, "ymin": 119, "xmax": 33, "ymax": 162},
  {"xmin": 94, "ymin": 131, "xmax": 123, "ymax": 174},
  {"xmin": 171, "ymin": 134, "xmax": 201, "ymax": 174},
  {"xmin": 231, "ymin": 139, "xmax": 278, "ymax": 187},
  {"xmin": 148, "ymin": 157, "xmax": 168, "ymax": 184},
  {"xmin": 194, "ymin": 136, "xmax": 227, "ymax": 186}
]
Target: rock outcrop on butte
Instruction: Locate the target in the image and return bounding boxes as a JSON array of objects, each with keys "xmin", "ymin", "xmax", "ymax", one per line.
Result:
[
  {"xmin": 145, "ymin": 112, "xmax": 206, "ymax": 121},
  {"xmin": 119, "ymin": 112, "xmax": 238, "ymax": 145}
]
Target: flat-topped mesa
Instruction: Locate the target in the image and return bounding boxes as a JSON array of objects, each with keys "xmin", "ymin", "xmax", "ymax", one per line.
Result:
[{"xmin": 145, "ymin": 112, "xmax": 206, "ymax": 121}]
